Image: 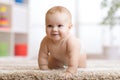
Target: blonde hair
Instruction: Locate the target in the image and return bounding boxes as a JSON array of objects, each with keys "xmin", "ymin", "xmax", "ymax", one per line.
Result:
[{"xmin": 45, "ymin": 6, "xmax": 72, "ymax": 24}]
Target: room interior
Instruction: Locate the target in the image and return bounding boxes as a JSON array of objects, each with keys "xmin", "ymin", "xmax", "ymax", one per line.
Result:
[{"xmin": 0, "ymin": 0, "xmax": 120, "ymax": 79}]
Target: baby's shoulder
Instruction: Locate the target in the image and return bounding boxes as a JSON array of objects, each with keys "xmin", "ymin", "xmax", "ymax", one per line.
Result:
[
  {"xmin": 41, "ymin": 36, "xmax": 50, "ymax": 44},
  {"xmin": 67, "ymin": 36, "xmax": 80, "ymax": 44},
  {"xmin": 68, "ymin": 35, "xmax": 80, "ymax": 41}
]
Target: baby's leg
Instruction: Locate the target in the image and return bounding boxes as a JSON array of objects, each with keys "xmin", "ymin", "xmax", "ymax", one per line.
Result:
[
  {"xmin": 48, "ymin": 56, "xmax": 64, "ymax": 69},
  {"xmin": 78, "ymin": 53, "xmax": 87, "ymax": 68}
]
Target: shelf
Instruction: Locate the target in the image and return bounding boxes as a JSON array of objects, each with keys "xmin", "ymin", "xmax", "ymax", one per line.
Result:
[
  {"xmin": 14, "ymin": 33, "xmax": 28, "ymax": 56},
  {"xmin": 0, "ymin": 28, "xmax": 11, "ymax": 32},
  {"xmin": 15, "ymin": 33, "xmax": 28, "ymax": 44},
  {"xmin": 0, "ymin": 0, "xmax": 12, "ymax": 4},
  {"xmin": 0, "ymin": 33, "xmax": 11, "ymax": 56},
  {"xmin": 0, "ymin": 2, "xmax": 28, "ymax": 57},
  {"xmin": 0, "ymin": 3, "xmax": 11, "ymax": 29}
]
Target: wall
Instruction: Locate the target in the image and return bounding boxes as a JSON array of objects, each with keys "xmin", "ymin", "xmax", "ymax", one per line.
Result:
[
  {"xmin": 29, "ymin": 0, "xmax": 111, "ymax": 58},
  {"xmin": 28, "ymin": 0, "xmax": 76, "ymax": 58}
]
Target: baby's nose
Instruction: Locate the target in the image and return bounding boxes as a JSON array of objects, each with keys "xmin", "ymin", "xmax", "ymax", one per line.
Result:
[{"xmin": 53, "ymin": 26, "xmax": 58, "ymax": 31}]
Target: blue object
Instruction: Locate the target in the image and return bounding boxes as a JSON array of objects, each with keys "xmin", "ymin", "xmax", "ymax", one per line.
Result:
[{"xmin": 15, "ymin": 0, "xmax": 23, "ymax": 3}]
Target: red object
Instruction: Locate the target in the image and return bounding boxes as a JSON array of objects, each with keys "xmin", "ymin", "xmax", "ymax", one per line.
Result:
[{"xmin": 15, "ymin": 44, "xmax": 27, "ymax": 56}]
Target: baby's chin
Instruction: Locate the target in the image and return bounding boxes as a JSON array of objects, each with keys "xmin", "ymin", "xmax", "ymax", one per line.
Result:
[
  {"xmin": 47, "ymin": 36, "xmax": 66, "ymax": 41},
  {"xmin": 51, "ymin": 38, "xmax": 64, "ymax": 42},
  {"xmin": 51, "ymin": 38, "xmax": 62, "ymax": 42},
  {"xmin": 49, "ymin": 36, "xmax": 60, "ymax": 40}
]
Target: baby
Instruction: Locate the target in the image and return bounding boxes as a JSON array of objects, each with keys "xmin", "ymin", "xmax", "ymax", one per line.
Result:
[{"xmin": 38, "ymin": 6, "xmax": 86, "ymax": 78}]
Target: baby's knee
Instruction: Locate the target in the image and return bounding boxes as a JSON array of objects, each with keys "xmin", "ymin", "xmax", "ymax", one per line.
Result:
[{"xmin": 79, "ymin": 53, "xmax": 87, "ymax": 68}]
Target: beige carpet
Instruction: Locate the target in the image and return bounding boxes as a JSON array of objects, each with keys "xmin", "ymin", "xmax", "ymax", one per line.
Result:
[{"xmin": 0, "ymin": 58, "xmax": 120, "ymax": 80}]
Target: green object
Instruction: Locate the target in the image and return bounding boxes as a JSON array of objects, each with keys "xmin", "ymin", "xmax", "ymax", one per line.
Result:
[{"xmin": 0, "ymin": 42, "xmax": 8, "ymax": 56}]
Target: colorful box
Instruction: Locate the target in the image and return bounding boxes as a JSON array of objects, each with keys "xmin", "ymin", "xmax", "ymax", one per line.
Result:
[
  {"xmin": 15, "ymin": 44, "xmax": 27, "ymax": 56},
  {"xmin": 15, "ymin": 0, "xmax": 24, "ymax": 3},
  {"xmin": 0, "ymin": 42, "xmax": 8, "ymax": 56}
]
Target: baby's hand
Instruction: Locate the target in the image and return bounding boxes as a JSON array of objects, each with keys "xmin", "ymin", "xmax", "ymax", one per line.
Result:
[
  {"xmin": 65, "ymin": 71, "xmax": 73, "ymax": 79},
  {"xmin": 61, "ymin": 71, "xmax": 73, "ymax": 79},
  {"xmin": 39, "ymin": 65, "xmax": 49, "ymax": 70}
]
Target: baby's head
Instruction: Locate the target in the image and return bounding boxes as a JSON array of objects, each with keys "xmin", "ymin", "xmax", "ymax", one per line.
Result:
[
  {"xmin": 45, "ymin": 6, "xmax": 72, "ymax": 27},
  {"xmin": 45, "ymin": 6, "xmax": 72, "ymax": 41}
]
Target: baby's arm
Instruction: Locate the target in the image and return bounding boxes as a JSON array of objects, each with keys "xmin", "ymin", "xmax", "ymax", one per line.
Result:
[
  {"xmin": 38, "ymin": 51, "xmax": 49, "ymax": 70},
  {"xmin": 66, "ymin": 38, "xmax": 81, "ymax": 73},
  {"xmin": 38, "ymin": 38, "xmax": 49, "ymax": 70},
  {"xmin": 66, "ymin": 50, "xmax": 79, "ymax": 73},
  {"xmin": 66, "ymin": 38, "xmax": 86, "ymax": 74}
]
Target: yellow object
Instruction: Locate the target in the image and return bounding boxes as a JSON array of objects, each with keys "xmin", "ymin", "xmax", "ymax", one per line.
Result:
[
  {"xmin": 0, "ymin": 21, "xmax": 8, "ymax": 25},
  {"xmin": 0, "ymin": 6, "xmax": 7, "ymax": 13}
]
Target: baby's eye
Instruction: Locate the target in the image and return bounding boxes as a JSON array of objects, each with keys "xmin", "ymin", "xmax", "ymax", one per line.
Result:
[
  {"xmin": 58, "ymin": 25, "xmax": 63, "ymax": 27},
  {"xmin": 47, "ymin": 25, "xmax": 53, "ymax": 28}
]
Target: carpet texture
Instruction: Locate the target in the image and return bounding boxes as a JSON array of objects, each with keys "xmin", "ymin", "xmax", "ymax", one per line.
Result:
[{"xmin": 0, "ymin": 58, "xmax": 120, "ymax": 80}]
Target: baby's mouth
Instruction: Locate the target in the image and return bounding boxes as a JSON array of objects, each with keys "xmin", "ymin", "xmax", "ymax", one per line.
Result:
[{"xmin": 51, "ymin": 34, "xmax": 59, "ymax": 36}]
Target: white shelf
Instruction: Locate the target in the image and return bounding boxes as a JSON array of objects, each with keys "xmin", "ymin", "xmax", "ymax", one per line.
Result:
[
  {"xmin": 0, "ymin": 1, "xmax": 28, "ymax": 57},
  {"xmin": 0, "ymin": 0, "xmax": 12, "ymax": 4}
]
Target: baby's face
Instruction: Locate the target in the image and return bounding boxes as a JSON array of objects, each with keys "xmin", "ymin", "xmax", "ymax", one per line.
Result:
[{"xmin": 46, "ymin": 13, "xmax": 71, "ymax": 42}]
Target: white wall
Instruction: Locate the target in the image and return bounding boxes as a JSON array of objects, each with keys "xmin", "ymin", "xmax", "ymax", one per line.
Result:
[
  {"xmin": 29, "ymin": 0, "xmax": 120, "ymax": 57},
  {"xmin": 28, "ymin": 0, "xmax": 76, "ymax": 58},
  {"xmin": 77, "ymin": 0, "xmax": 120, "ymax": 54},
  {"xmin": 78, "ymin": 0, "xmax": 104, "ymax": 54}
]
